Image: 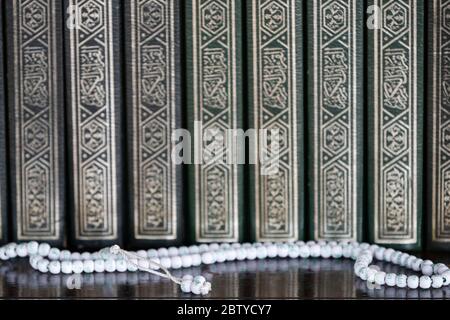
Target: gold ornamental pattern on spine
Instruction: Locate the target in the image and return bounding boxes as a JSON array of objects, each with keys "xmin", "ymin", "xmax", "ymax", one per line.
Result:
[
  {"xmin": 252, "ymin": 0, "xmax": 299, "ymax": 241},
  {"xmin": 312, "ymin": 0, "xmax": 359, "ymax": 241},
  {"xmin": 373, "ymin": 0, "xmax": 418, "ymax": 244},
  {"xmin": 68, "ymin": 0, "xmax": 119, "ymax": 240},
  {"xmin": 192, "ymin": 0, "xmax": 239, "ymax": 242},
  {"xmin": 128, "ymin": 0, "xmax": 178, "ymax": 240},
  {"xmin": 12, "ymin": 0, "xmax": 62, "ymax": 240},
  {"xmin": 431, "ymin": 0, "xmax": 450, "ymax": 243}
]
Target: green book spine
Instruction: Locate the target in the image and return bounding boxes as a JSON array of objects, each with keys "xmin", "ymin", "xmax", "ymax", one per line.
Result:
[
  {"xmin": 427, "ymin": 0, "xmax": 450, "ymax": 251},
  {"xmin": 307, "ymin": 0, "xmax": 363, "ymax": 242},
  {"xmin": 124, "ymin": 0, "xmax": 184, "ymax": 247},
  {"xmin": 368, "ymin": 0, "xmax": 423, "ymax": 250},
  {"xmin": 5, "ymin": 0, "xmax": 65, "ymax": 245},
  {"xmin": 186, "ymin": 0, "xmax": 244, "ymax": 243},
  {"xmin": 0, "ymin": 2, "xmax": 7, "ymax": 244},
  {"xmin": 65, "ymin": 0, "xmax": 124, "ymax": 249},
  {"xmin": 247, "ymin": 0, "xmax": 304, "ymax": 242}
]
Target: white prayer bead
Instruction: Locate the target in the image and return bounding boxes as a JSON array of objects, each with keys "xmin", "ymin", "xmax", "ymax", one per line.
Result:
[
  {"xmin": 412, "ymin": 258, "xmax": 423, "ymax": 272},
  {"xmin": 201, "ymin": 252, "xmax": 214, "ymax": 265},
  {"xmin": 385, "ymin": 273, "xmax": 396, "ymax": 287},
  {"xmin": 366, "ymin": 267, "xmax": 377, "ymax": 283},
  {"xmin": 342, "ymin": 245, "xmax": 353, "ymax": 258},
  {"xmin": 179, "ymin": 246, "xmax": 190, "ymax": 256},
  {"xmin": 116, "ymin": 259, "xmax": 127, "ymax": 272},
  {"xmin": 158, "ymin": 248, "xmax": 169, "ymax": 257},
  {"xmin": 320, "ymin": 245, "xmax": 331, "ymax": 259},
  {"xmin": 331, "ymin": 245, "xmax": 342, "ymax": 259},
  {"xmin": 105, "ymin": 259, "xmax": 116, "ymax": 272},
  {"xmin": 396, "ymin": 274, "xmax": 407, "ymax": 288},
  {"xmin": 220, "ymin": 243, "xmax": 231, "ymax": 250},
  {"xmin": 236, "ymin": 248, "xmax": 247, "ymax": 261},
  {"xmin": 72, "ymin": 260, "xmax": 84, "ymax": 274},
  {"xmin": 256, "ymin": 246, "xmax": 267, "ymax": 260},
  {"xmin": 399, "ymin": 253, "xmax": 409, "ymax": 266},
  {"xmin": 27, "ymin": 241, "xmax": 39, "ymax": 255},
  {"xmin": 81, "ymin": 252, "xmax": 91, "ymax": 260},
  {"xmin": 246, "ymin": 247, "xmax": 257, "ymax": 260},
  {"xmin": 48, "ymin": 248, "xmax": 60, "ymax": 260},
  {"xmin": 137, "ymin": 250, "xmax": 147, "ymax": 258},
  {"xmin": 199, "ymin": 244, "xmax": 210, "ymax": 253},
  {"xmin": 419, "ymin": 276, "xmax": 432, "ymax": 289},
  {"xmin": 201, "ymin": 282, "xmax": 212, "ymax": 295},
  {"xmin": 181, "ymin": 279, "xmax": 192, "ymax": 293},
  {"xmin": 168, "ymin": 247, "xmax": 179, "ymax": 257},
  {"xmin": 0, "ymin": 247, "xmax": 8, "ymax": 260},
  {"xmin": 441, "ymin": 270, "xmax": 450, "ymax": 286},
  {"xmin": 299, "ymin": 245, "xmax": 310, "ymax": 259},
  {"xmin": 71, "ymin": 252, "xmax": 81, "ymax": 260},
  {"xmin": 383, "ymin": 248, "xmax": 394, "ymax": 262},
  {"xmin": 354, "ymin": 262, "xmax": 366, "ymax": 276},
  {"xmin": 390, "ymin": 251, "xmax": 401, "ymax": 265},
  {"xmin": 127, "ymin": 259, "xmax": 138, "ymax": 272},
  {"xmin": 94, "ymin": 259, "xmax": 105, "ymax": 273},
  {"xmin": 328, "ymin": 241, "xmax": 337, "ymax": 247},
  {"xmin": 147, "ymin": 249, "xmax": 158, "ymax": 259},
  {"xmin": 193, "ymin": 275, "xmax": 206, "ymax": 286},
  {"xmin": 190, "ymin": 283, "xmax": 202, "ymax": 295},
  {"xmin": 231, "ymin": 243, "xmax": 241, "ymax": 249},
  {"xmin": 359, "ymin": 267, "xmax": 369, "ymax": 281},
  {"xmin": 183, "ymin": 275, "xmax": 193, "ymax": 281},
  {"xmin": 171, "ymin": 256, "xmax": 183, "ymax": 269},
  {"xmin": 208, "ymin": 243, "xmax": 220, "ymax": 251},
  {"xmin": 149, "ymin": 258, "xmax": 160, "ymax": 270},
  {"xmin": 138, "ymin": 259, "xmax": 150, "ymax": 270},
  {"xmin": 374, "ymin": 247, "xmax": 385, "ymax": 261},
  {"xmin": 288, "ymin": 244, "xmax": 299, "ymax": 259},
  {"xmin": 62, "ymin": 260, "xmax": 73, "ymax": 274},
  {"xmin": 83, "ymin": 260, "xmax": 95, "ymax": 273},
  {"xmin": 37, "ymin": 259, "xmax": 49, "ymax": 273},
  {"xmin": 37, "ymin": 243, "xmax": 50, "ymax": 257},
  {"xmin": 191, "ymin": 254, "xmax": 202, "ymax": 266},
  {"xmin": 264, "ymin": 244, "xmax": 276, "ymax": 258},
  {"xmin": 276, "ymin": 244, "xmax": 289, "ymax": 258},
  {"xmin": 59, "ymin": 250, "xmax": 71, "ymax": 261},
  {"xmin": 407, "ymin": 275, "xmax": 419, "ymax": 289},
  {"xmin": 310, "ymin": 244, "xmax": 321, "ymax": 258},
  {"xmin": 431, "ymin": 275, "xmax": 444, "ymax": 289},
  {"xmin": 374, "ymin": 271, "xmax": 386, "ymax": 285},
  {"xmin": 359, "ymin": 243, "xmax": 370, "ymax": 250},
  {"xmin": 369, "ymin": 244, "xmax": 379, "ymax": 254},
  {"xmin": 317, "ymin": 240, "xmax": 327, "ymax": 246},
  {"xmin": 160, "ymin": 256, "xmax": 171, "ymax": 269},
  {"xmin": 30, "ymin": 256, "xmax": 42, "ymax": 269},
  {"xmin": 215, "ymin": 250, "xmax": 226, "ymax": 263},
  {"xmin": 406, "ymin": 255, "xmax": 416, "ymax": 269},
  {"xmin": 433, "ymin": 263, "xmax": 447, "ymax": 275},
  {"xmin": 188, "ymin": 245, "xmax": 199, "ymax": 254},
  {"xmin": 421, "ymin": 261, "xmax": 434, "ymax": 276},
  {"xmin": 181, "ymin": 255, "xmax": 192, "ymax": 268},
  {"xmin": 16, "ymin": 243, "xmax": 28, "ymax": 257},
  {"xmin": 49, "ymin": 261, "xmax": 61, "ymax": 274},
  {"xmin": 5, "ymin": 243, "xmax": 17, "ymax": 258}
]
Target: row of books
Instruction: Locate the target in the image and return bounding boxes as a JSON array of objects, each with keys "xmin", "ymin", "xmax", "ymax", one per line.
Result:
[{"xmin": 0, "ymin": 0, "xmax": 448, "ymax": 251}]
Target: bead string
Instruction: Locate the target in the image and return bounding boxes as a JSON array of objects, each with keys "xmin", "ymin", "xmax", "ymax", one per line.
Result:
[{"xmin": 0, "ymin": 241, "xmax": 449, "ymax": 295}]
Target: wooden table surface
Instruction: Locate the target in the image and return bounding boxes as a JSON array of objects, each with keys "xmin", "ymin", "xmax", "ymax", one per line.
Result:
[{"xmin": 0, "ymin": 253, "xmax": 449, "ymax": 299}]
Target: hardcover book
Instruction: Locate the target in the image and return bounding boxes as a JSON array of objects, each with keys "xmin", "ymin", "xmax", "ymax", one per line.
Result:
[
  {"xmin": 0, "ymin": 3, "xmax": 7, "ymax": 244},
  {"xmin": 186, "ymin": 0, "xmax": 244, "ymax": 243},
  {"xmin": 124, "ymin": 0, "xmax": 184, "ymax": 247},
  {"xmin": 5, "ymin": 0, "xmax": 65, "ymax": 245},
  {"xmin": 307, "ymin": 0, "xmax": 363, "ymax": 241},
  {"xmin": 427, "ymin": 0, "xmax": 450, "ymax": 251},
  {"xmin": 65, "ymin": 0, "xmax": 123, "ymax": 248},
  {"xmin": 247, "ymin": 0, "xmax": 304, "ymax": 242},
  {"xmin": 368, "ymin": 0, "xmax": 423, "ymax": 250}
]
